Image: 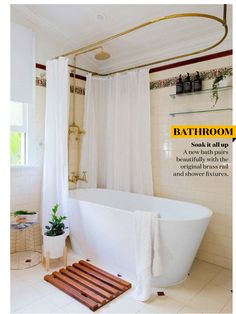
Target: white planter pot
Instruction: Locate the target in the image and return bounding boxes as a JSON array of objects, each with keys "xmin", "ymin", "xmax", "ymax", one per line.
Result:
[{"xmin": 43, "ymin": 233, "xmax": 67, "ymax": 259}]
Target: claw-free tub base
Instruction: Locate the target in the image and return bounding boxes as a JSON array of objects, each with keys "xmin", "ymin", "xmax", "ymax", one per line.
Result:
[{"xmin": 68, "ymin": 189, "xmax": 212, "ymax": 288}]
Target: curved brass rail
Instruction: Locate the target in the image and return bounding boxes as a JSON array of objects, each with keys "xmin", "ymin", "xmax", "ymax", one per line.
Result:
[{"xmin": 62, "ymin": 8, "xmax": 228, "ymax": 76}]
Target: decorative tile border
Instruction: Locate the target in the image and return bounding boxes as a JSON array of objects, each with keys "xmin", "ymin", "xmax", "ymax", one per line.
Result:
[
  {"xmin": 36, "ymin": 66, "xmax": 232, "ymax": 93},
  {"xmin": 150, "ymin": 66, "xmax": 232, "ymax": 90},
  {"xmin": 36, "ymin": 76, "xmax": 85, "ymax": 95},
  {"xmin": 70, "ymin": 86, "xmax": 85, "ymax": 95},
  {"xmin": 36, "ymin": 76, "xmax": 46, "ymax": 87}
]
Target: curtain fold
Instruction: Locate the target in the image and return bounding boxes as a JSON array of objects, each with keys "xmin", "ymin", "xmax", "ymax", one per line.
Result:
[
  {"xmin": 80, "ymin": 69, "xmax": 153, "ymax": 195},
  {"xmin": 41, "ymin": 57, "xmax": 69, "ymax": 230}
]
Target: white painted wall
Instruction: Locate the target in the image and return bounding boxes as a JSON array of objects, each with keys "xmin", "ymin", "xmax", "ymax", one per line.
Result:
[
  {"xmin": 10, "ymin": 8, "xmax": 71, "ymax": 224},
  {"xmin": 11, "ymin": 6, "xmax": 68, "ymax": 64},
  {"xmin": 150, "ymin": 56, "xmax": 232, "ymax": 269}
]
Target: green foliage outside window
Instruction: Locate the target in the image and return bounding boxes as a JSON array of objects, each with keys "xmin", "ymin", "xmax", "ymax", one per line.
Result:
[{"xmin": 10, "ymin": 132, "xmax": 24, "ymax": 165}]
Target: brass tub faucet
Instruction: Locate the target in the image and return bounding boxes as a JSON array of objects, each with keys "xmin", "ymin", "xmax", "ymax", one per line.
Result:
[{"xmin": 69, "ymin": 171, "xmax": 87, "ymax": 184}]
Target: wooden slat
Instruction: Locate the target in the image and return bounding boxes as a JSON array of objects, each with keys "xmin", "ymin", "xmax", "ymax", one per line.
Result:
[
  {"xmin": 44, "ymin": 274, "xmax": 99, "ymax": 311},
  {"xmin": 44, "ymin": 260, "xmax": 131, "ymax": 312},
  {"xmin": 79, "ymin": 260, "xmax": 131, "ymax": 288},
  {"xmin": 53, "ymin": 271, "xmax": 106, "ymax": 305},
  {"xmin": 73, "ymin": 263, "xmax": 125, "ymax": 291},
  {"xmin": 68, "ymin": 265, "xmax": 120, "ymax": 295},
  {"xmin": 60, "ymin": 268, "xmax": 113, "ymax": 300}
]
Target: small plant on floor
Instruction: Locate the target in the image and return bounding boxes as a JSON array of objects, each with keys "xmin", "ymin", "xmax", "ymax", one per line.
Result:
[{"xmin": 45, "ymin": 204, "xmax": 67, "ymax": 236}]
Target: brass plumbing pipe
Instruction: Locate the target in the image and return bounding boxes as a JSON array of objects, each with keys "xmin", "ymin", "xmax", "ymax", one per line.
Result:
[
  {"xmin": 58, "ymin": 12, "xmax": 227, "ymax": 59},
  {"xmin": 68, "ymin": 57, "xmax": 87, "ymax": 184},
  {"xmin": 57, "ymin": 6, "xmax": 228, "ymax": 76},
  {"xmin": 67, "ymin": 46, "xmax": 104, "ymax": 75},
  {"xmin": 72, "ymin": 55, "xmax": 76, "ymax": 125},
  {"xmin": 69, "ymin": 55, "xmax": 84, "ymax": 132}
]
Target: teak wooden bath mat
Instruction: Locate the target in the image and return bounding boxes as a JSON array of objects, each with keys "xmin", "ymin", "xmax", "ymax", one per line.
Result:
[{"xmin": 44, "ymin": 260, "xmax": 132, "ymax": 311}]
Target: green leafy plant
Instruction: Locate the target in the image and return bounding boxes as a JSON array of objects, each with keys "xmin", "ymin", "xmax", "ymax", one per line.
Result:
[
  {"xmin": 212, "ymin": 68, "xmax": 231, "ymax": 106},
  {"xmin": 45, "ymin": 204, "xmax": 67, "ymax": 236},
  {"xmin": 14, "ymin": 210, "xmax": 37, "ymax": 216}
]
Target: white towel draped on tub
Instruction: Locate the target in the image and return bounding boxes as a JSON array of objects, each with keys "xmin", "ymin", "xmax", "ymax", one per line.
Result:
[{"xmin": 133, "ymin": 210, "xmax": 162, "ymax": 301}]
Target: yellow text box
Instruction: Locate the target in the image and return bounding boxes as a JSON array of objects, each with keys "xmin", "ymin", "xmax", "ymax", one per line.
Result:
[{"xmin": 171, "ymin": 125, "xmax": 236, "ymax": 138}]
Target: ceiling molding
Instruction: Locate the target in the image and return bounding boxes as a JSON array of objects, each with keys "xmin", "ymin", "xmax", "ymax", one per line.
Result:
[{"xmin": 12, "ymin": 5, "xmax": 77, "ymax": 50}]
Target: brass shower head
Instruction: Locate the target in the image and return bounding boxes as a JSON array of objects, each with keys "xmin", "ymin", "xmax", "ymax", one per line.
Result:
[{"xmin": 95, "ymin": 48, "xmax": 111, "ymax": 61}]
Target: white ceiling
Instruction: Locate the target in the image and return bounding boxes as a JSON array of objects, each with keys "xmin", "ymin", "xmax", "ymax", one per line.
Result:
[{"xmin": 11, "ymin": 4, "xmax": 232, "ymax": 75}]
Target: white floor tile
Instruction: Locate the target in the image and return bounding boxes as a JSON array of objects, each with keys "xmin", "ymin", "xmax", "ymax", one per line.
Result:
[
  {"xmin": 189, "ymin": 259, "xmax": 222, "ymax": 284},
  {"xmin": 219, "ymin": 297, "xmax": 232, "ymax": 313},
  {"xmin": 120, "ymin": 286, "xmax": 136, "ymax": 298},
  {"xmin": 137, "ymin": 295, "xmax": 184, "ymax": 313},
  {"xmin": 49, "ymin": 309, "xmax": 68, "ymax": 314},
  {"xmin": 211, "ymin": 268, "xmax": 232, "ymax": 290},
  {"xmin": 178, "ymin": 305, "xmax": 204, "ymax": 313},
  {"xmin": 11, "ymin": 285, "xmax": 43, "ymax": 312},
  {"xmin": 14, "ymin": 265, "xmax": 48, "ymax": 285},
  {"xmin": 59, "ymin": 300, "xmax": 93, "ymax": 313},
  {"xmin": 16, "ymin": 295, "xmax": 60, "ymax": 313},
  {"xmin": 10, "ymin": 276, "xmax": 31, "ymax": 294},
  {"xmin": 46, "ymin": 289, "xmax": 76, "ymax": 308},
  {"xmin": 186, "ymin": 282, "xmax": 231, "ymax": 313},
  {"xmin": 29, "ymin": 280, "xmax": 59, "ymax": 297},
  {"xmin": 11, "ymin": 270, "xmax": 23, "ymax": 281},
  {"xmin": 163, "ymin": 275, "xmax": 207, "ymax": 304},
  {"xmin": 97, "ymin": 295, "xmax": 145, "ymax": 313},
  {"xmin": 178, "ymin": 306, "xmax": 205, "ymax": 314}
]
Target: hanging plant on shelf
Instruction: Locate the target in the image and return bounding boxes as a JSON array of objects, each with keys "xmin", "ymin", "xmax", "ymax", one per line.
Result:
[{"xmin": 212, "ymin": 68, "xmax": 232, "ymax": 106}]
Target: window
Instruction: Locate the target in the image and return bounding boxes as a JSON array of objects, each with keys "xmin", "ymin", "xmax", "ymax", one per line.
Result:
[
  {"xmin": 10, "ymin": 23, "xmax": 36, "ymax": 167},
  {"xmin": 10, "ymin": 101, "xmax": 28, "ymax": 166}
]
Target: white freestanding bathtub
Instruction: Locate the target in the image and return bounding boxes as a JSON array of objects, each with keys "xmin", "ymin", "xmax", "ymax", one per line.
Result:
[{"xmin": 68, "ymin": 188, "xmax": 212, "ymax": 287}]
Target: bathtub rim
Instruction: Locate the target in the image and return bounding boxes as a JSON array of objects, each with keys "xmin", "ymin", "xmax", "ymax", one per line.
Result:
[{"xmin": 68, "ymin": 188, "xmax": 213, "ymax": 222}]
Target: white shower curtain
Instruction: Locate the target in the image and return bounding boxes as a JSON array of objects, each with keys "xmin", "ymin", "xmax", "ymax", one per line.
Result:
[
  {"xmin": 80, "ymin": 69, "xmax": 153, "ymax": 195},
  {"xmin": 41, "ymin": 57, "xmax": 69, "ymax": 229}
]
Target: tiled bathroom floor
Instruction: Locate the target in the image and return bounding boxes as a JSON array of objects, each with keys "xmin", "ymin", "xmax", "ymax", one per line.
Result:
[{"xmin": 11, "ymin": 250, "xmax": 232, "ymax": 314}]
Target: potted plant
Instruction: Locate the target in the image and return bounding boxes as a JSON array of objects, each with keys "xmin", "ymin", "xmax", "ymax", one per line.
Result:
[
  {"xmin": 212, "ymin": 68, "xmax": 232, "ymax": 106},
  {"xmin": 43, "ymin": 204, "xmax": 68, "ymax": 259},
  {"xmin": 14, "ymin": 210, "xmax": 38, "ymax": 223}
]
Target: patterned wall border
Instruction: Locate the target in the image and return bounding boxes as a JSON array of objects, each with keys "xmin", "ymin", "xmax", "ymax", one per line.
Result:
[
  {"xmin": 150, "ymin": 66, "xmax": 232, "ymax": 90},
  {"xmin": 36, "ymin": 76, "xmax": 85, "ymax": 95},
  {"xmin": 36, "ymin": 66, "xmax": 232, "ymax": 94},
  {"xmin": 70, "ymin": 86, "xmax": 85, "ymax": 95}
]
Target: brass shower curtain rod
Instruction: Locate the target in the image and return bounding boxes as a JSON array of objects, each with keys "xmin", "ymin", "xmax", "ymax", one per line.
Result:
[{"xmin": 58, "ymin": 4, "xmax": 228, "ymax": 76}]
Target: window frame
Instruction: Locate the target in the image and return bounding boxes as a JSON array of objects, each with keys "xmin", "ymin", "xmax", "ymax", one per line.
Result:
[{"xmin": 10, "ymin": 101, "xmax": 36, "ymax": 167}]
